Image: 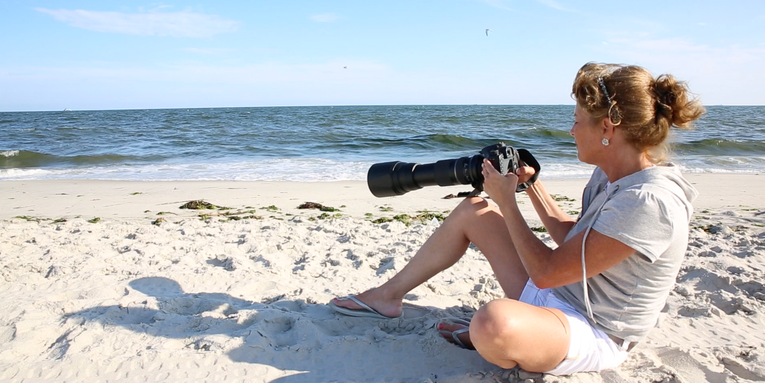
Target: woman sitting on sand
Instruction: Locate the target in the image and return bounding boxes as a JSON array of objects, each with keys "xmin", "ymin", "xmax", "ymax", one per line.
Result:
[{"xmin": 330, "ymin": 62, "xmax": 706, "ymax": 375}]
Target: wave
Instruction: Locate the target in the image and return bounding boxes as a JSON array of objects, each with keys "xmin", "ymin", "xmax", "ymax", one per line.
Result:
[
  {"xmin": 0, "ymin": 158, "xmax": 372, "ymax": 182},
  {"xmin": 0, "ymin": 150, "xmax": 159, "ymax": 169},
  {"xmin": 3, "ymin": 105, "xmax": 764, "ymax": 181},
  {"xmin": 673, "ymin": 139, "xmax": 765, "ymax": 156},
  {"xmin": 1, "ymin": 155, "xmax": 760, "ymax": 182},
  {"xmin": 308, "ymin": 134, "xmax": 487, "ymax": 154}
]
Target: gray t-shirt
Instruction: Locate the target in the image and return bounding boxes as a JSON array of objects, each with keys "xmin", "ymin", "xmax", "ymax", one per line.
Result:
[{"xmin": 552, "ymin": 165, "xmax": 698, "ymax": 342}]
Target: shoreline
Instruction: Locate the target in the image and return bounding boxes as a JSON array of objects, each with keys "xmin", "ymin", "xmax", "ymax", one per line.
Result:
[
  {"xmin": 2, "ymin": 173, "xmax": 762, "ymax": 222},
  {"xmin": 1, "ymin": 174, "xmax": 764, "ymax": 382}
]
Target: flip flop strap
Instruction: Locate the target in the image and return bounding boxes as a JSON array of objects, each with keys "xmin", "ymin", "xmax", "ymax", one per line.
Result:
[
  {"xmin": 451, "ymin": 328, "xmax": 470, "ymax": 349},
  {"xmin": 345, "ymin": 295, "xmax": 384, "ymax": 317}
]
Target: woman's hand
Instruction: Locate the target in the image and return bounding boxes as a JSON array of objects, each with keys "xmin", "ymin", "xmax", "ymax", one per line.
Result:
[
  {"xmin": 515, "ymin": 163, "xmax": 537, "ymax": 185},
  {"xmin": 481, "ymin": 159, "xmax": 517, "ymax": 206},
  {"xmin": 481, "ymin": 160, "xmax": 537, "ymax": 206}
]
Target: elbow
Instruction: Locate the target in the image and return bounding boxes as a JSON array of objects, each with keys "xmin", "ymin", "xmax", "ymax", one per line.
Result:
[
  {"xmin": 528, "ymin": 272, "xmax": 558, "ymax": 290},
  {"xmin": 530, "ymin": 278, "xmax": 556, "ymax": 290}
]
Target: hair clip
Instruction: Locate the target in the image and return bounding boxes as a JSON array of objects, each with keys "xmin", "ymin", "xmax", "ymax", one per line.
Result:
[{"xmin": 598, "ymin": 77, "xmax": 612, "ymax": 105}]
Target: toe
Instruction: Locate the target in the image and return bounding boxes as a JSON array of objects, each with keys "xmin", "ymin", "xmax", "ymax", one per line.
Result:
[
  {"xmin": 332, "ymin": 297, "xmax": 365, "ymax": 311},
  {"xmin": 438, "ymin": 323, "xmax": 473, "ymax": 349}
]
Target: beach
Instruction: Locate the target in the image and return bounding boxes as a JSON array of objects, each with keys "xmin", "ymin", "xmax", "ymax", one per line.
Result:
[{"xmin": 1, "ymin": 174, "xmax": 764, "ymax": 382}]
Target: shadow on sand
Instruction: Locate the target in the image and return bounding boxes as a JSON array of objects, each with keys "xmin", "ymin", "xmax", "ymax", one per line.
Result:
[{"xmin": 64, "ymin": 276, "xmax": 492, "ymax": 382}]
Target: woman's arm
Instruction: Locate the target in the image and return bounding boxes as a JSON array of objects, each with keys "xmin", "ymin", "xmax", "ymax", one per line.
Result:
[
  {"xmin": 482, "ymin": 160, "xmax": 634, "ymax": 289},
  {"xmin": 524, "ymin": 179, "xmax": 577, "ymax": 246}
]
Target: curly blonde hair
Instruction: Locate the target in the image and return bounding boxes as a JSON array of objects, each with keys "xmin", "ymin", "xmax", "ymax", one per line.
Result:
[{"xmin": 572, "ymin": 62, "xmax": 706, "ymax": 164}]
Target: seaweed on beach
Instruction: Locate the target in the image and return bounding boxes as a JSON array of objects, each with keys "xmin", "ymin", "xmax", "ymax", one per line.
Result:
[
  {"xmin": 178, "ymin": 202, "xmax": 265, "ymax": 221},
  {"xmin": 552, "ymin": 194, "xmax": 576, "ymax": 202},
  {"xmin": 443, "ymin": 191, "xmax": 476, "ymax": 199},
  {"xmin": 297, "ymin": 202, "xmax": 340, "ymax": 212},
  {"xmin": 14, "ymin": 216, "xmax": 41, "ymax": 222},
  {"xmin": 317, "ymin": 212, "xmax": 343, "ymax": 220},
  {"xmin": 222, "ymin": 210, "xmax": 263, "ymax": 221},
  {"xmin": 372, "ymin": 211, "xmax": 446, "ymax": 226},
  {"xmin": 12, "ymin": 216, "xmax": 68, "ymax": 224},
  {"xmin": 179, "ymin": 200, "xmax": 230, "ymax": 210}
]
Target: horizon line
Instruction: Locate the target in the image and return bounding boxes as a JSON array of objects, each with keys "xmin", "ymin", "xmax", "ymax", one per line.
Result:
[{"xmin": 2, "ymin": 102, "xmax": 761, "ymax": 113}]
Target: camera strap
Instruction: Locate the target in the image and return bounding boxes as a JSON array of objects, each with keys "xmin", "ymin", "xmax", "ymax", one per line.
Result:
[{"xmin": 516, "ymin": 149, "xmax": 541, "ymax": 192}]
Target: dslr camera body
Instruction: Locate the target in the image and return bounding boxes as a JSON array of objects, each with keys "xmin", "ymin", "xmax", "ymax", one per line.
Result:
[{"xmin": 367, "ymin": 142, "xmax": 540, "ymax": 198}]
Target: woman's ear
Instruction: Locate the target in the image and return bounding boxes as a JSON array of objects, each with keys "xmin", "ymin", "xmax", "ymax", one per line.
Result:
[{"xmin": 601, "ymin": 116, "xmax": 615, "ymax": 139}]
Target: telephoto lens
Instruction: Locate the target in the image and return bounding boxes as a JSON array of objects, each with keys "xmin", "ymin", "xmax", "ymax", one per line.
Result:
[
  {"xmin": 366, "ymin": 155, "xmax": 483, "ymax": 197},
  {"xmin": 366, "ymin": 143, "xmax": 539, "ymax": 198}
]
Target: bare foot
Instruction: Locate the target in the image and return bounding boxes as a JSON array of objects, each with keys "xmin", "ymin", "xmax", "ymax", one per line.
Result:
[{"xmin": 332, "ymin": 288, "xmax": 403, "ymax": 318}]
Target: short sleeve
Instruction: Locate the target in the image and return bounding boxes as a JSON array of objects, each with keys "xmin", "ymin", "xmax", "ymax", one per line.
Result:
[{"xmin": 592, "ymin": 187, "xmax": 675, "ymax": 262}]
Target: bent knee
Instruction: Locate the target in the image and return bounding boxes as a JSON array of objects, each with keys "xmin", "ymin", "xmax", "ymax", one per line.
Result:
[
  {"xmin": 450, "ymin": 197, "xmax": 497, "ymax": 220},
  {"xmin": 470, "ymin": 300, "xmax": 523, "ymax": 368},
  {"xmin": 471, "ymin": 299, "xmax": 519, "ymax": 338},
  {"xmin": 471, "ymin": 299, "xmax": 571, "ymax": 372}
]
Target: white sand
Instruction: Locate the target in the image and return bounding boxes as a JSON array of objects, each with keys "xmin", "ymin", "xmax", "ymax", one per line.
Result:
[{"xmin": 1, "ymin": 174, "xmax": 764, "ymax": 382}]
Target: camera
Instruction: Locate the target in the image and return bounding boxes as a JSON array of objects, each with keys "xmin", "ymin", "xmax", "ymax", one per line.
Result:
[{"xmin": 367, "ymin": 142, "xmax": 540, "ymax": 197}]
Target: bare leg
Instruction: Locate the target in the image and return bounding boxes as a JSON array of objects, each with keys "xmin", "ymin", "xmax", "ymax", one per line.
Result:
[
  {"xmin": 438, "ymin": 299, "xmax": 570, "ymax": 371},
  {"xmin": 334, "ymin": 197, "xmax": 570, "ymax": 371},
  {"xmin": 470, "ymin": 299, "xmax": 570, "ymax": 372},
  {"xmin": 332, "ymin": 197, "xmax": 530, "ymax": 317}
]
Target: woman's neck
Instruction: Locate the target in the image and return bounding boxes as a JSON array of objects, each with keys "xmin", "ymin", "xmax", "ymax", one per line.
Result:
[{"xmin": 599, "ymin": 151, "xmax": 654, "ymax": 183}]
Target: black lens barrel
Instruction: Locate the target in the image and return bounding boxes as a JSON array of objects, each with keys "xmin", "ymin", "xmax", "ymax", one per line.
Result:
[
  {"xmin": 366, "ymin": 143, "xmax": 539, "ymax": 198},
  {"xmin": 367, "ymin": 156, "xmax": 479, "ymax": 197}
]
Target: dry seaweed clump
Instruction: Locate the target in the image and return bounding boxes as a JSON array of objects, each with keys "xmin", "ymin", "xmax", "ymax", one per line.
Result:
[
  {"xmin": 179, "ymin": 200, "xmax": 230, "ymax": 210},
  {"xmin": 297, "ymin": 202, "xmax": 341, "ymax": 212},
  {"xmin": 372, "ymin": 211, "xmax": 446, "ymax": 226}
]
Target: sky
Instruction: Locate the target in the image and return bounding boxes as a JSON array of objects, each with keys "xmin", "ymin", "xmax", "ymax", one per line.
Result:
[{"xmin": 1, "ymin": 0, "xmax": 764, "ymax": 111}]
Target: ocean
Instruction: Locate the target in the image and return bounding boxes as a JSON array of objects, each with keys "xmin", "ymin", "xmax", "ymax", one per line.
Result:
[{"xmin": 1, "ymin": 105, "xmax": 763, "ymax": 182}]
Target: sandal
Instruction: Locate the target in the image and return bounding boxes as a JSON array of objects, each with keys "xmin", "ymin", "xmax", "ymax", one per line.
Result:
[{"xmin": 437, "ymin": 317, "xmax": 474, "ymax": 350}]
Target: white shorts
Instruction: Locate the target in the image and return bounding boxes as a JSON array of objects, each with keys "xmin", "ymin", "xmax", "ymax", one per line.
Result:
[{"xmin": 518, "ymin": 279, "xmax": 629, "ymax": 375}]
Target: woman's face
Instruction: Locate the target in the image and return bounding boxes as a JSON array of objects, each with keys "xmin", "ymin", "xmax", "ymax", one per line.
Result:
[{"xmin": 570, "ymin": 104, "xmax": 602, "ymax": 164}]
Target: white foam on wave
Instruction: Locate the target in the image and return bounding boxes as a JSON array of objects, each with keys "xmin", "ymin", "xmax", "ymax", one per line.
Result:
[
  {"xmin": 1, "ymin": 158, "xmax": 761, "ymax": 182},
  {"xmin": 1, "ymin": 150, "xmax": 20, "ymax": 157},
  {"xmin": 0, "ymin": 158, "xmax": 371, "ymax": 182}
]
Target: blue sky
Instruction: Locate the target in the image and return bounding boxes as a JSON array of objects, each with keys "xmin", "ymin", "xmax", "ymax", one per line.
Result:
[{"xmin": 1, "ymin": 0, "xmax": 764, "ymax": 111}]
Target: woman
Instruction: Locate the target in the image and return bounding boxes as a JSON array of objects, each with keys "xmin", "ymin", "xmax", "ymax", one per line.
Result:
[{"xmin": 330, "ymin": 62, "xmax": 705, "ymax": 375}]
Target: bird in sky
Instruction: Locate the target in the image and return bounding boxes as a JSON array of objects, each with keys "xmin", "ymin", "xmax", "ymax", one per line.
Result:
[{"xmin": 485, "ymin": 29, "xmax": 491, "ymax": 36}]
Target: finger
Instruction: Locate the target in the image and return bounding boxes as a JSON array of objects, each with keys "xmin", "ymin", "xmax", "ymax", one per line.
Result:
[
  {"xmin": 483, "ymin": 159, "xmax": 498, "ymax": 175},
  {"xmin": 515, "ymin": 165, "xmax": 535, "ymax": 176}
]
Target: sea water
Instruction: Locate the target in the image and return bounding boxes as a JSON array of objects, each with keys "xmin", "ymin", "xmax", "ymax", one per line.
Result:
[{"xmin": 2, "ymin": 105, "xmax": 763, "ymax": 181}]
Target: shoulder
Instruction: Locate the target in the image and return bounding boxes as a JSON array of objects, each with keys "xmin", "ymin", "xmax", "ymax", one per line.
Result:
[
  {"xmin": 611, "ymin": 166, "xmax": 696, "ymax": 213},
  {"xmin": 617, "ymin": 171, "xmax": 693, "ymax": 217}
]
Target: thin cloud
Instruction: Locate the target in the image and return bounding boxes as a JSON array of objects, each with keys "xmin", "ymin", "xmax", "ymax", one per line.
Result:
[
  {"xmin": 4, "ymin": 60, "xmax": 392, "ymax": 85},
  {"xmin": 598, "ymin": 37, "xmax": 765, "ymax": 74},
  {"xmin": 35, "ymin": 8, "xmax": 239, "ymax": 38},
  {"xmin": 182, "ymin": 47, "xmax": 233, "ymax": 55},
  {"xmin": 310, "ymin": 13, "xmax": 340, "ymax": 23},
  {"xmin": 605, "ymin": 37, "xmax": 709, "ymax": 53},
  {"xmin": 534, "ymin": 0, "xmax": 579, "ymax": 13},
  {"xmin": 475, "ymin": 0, "xmax": 514, "ymax": 11}
]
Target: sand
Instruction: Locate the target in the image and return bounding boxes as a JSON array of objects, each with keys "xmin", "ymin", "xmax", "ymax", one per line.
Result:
[{"xmin": 1, "ymin": 174, "xmax": 764, "ymax": 382}]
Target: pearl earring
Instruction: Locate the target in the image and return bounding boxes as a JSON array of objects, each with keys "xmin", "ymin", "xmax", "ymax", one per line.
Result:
[{"xmin": 602, "ymin": 138, "xmax": 610, "ymax": 146}]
